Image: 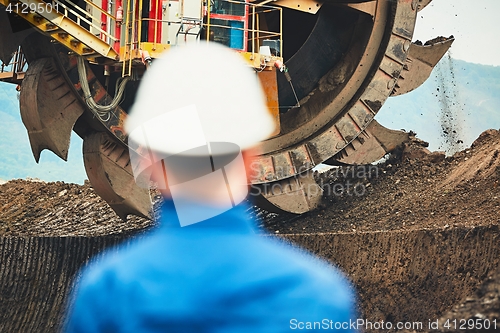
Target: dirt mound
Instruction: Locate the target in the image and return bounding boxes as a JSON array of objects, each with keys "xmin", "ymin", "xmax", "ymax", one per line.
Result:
[
  {"xmin": 3, "ymin": 129, "xmax": 498, "ymax": 237},
  {"xmin": 261, "ymin": 129, "xmax": 500, "ymax": 234},
  {"xmin": 259, "ymin": 129, "xmax": 500, "ymax": 332},
  {"xmin": 0, "ymin": 179, "xmax": 153, "ymax": 236},
  {"xmin": 442, "ymin": 129, "xmax": 500, "ymax": 188},
  {"xmin": 428, "ymin": 266, "xmax": 500, "ymax": 333}
]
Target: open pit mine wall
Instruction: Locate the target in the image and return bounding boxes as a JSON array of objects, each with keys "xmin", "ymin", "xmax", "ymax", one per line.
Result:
[
  {"xmin": 284, "ymin": 225, "xmax": 500, "ymax": 325},
  {"xmin": 1, "ymin": 225, "xmax": 499, "ymax": 332}
]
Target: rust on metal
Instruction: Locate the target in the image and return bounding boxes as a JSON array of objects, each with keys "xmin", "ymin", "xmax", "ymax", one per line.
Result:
[{"xmin": 257, "ymin": 67, "xmax": 281, "ymax": 137}]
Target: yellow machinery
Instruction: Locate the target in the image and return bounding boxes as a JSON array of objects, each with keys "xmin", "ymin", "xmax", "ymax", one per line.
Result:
[{"xmin": 0, "ymin": 0, "xmax": 454, "ymax": 217}]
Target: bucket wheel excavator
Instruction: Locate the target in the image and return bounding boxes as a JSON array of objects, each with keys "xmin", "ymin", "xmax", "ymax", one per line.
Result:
[{"xmin": 0, "ymin": 0, "xmax": 453, "ymax": 217}]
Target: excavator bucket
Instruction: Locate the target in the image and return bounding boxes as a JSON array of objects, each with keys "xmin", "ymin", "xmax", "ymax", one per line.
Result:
[
  {"xmin": 19, "ymin": 57, "xmax": 84, "ymax": 162},
  {"xmin": 252, "ymin": 170, "xmax": 323, "ymax": 214},
  {"xmin": 83, "ymin": 132, "xmax": 152, "ymax": 220},
  {"xmin": 392, "ymin": 37, "xmax": 455, "ymax": 96},
  {"xmin": 329, "ymin": 120, "xmax": 410, "ymax": 165}
]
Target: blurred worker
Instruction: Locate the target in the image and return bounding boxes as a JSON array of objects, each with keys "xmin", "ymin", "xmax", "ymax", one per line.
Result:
[{"xmin": 64, "ymin": 42, "xmax": 357, "ymax": 333}]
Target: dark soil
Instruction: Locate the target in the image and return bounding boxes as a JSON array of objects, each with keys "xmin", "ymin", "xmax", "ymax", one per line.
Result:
[
  {"xmin": 258, "ymin": 129, "xmax": 500, "ymax": 331},
  {"xmin": 261, "ymin": 130, "xmax": 500, "ymax": 235},
  {"xmin": 0, "ymin": 180, "xmax": 153, "ymax": 236},
  {"xmin": 1, "ymin": 129, "xmax": 500, "ymax": 330},
  {"xmin": 3, "ymin": 129, "xmax": 497, "ymax": 238},
  {"xmin": 428, "ymin": 265, "xmax": 500, "ymax": 333}
]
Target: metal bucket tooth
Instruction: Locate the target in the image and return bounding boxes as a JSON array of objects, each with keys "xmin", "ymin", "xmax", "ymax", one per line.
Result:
[
  {"xmin": 83, "ymin": 132, "xmax": 152, "ymax": 220},
  {"xmin": 416, "ymin": 0, "xmax": 433, "ymax": 12},
  {"xmin": 252, "ymin": 171, "xmax": 323, "ymax": 214},
  {"xmin": 391, "ymin": 36, "xmax": 455, "ymax": 97},
  {"xmin": 328, "ymin": 120, "xmax": 410, "ymax": 165},
  {"xmin": 19, "ymin": 57, "xmax": 84, "ymax": 162}
]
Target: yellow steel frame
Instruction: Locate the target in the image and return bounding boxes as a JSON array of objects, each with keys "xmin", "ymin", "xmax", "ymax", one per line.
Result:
[
  {"xmin": 122, "ymin": 0, "xmax": 135, "ymax": 76},
  {"xmin": 0, "ymin": 46, "xmax": 27, "ymax": 84},
  {"xmin": 205, "ymin": 0, "xmax": 283, "ymax": 68},
  {"xmin": 0, "ymin": 0, "xmax": 283, "ymax": 70},
  {"xmin": 0, "ymin": 0, "xmax": 119, "ymax": 60}
]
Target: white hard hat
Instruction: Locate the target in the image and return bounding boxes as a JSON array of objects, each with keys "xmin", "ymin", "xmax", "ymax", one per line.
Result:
[
  {"xmin": 125, "ymin": 42, "xmax": 276, "ymax": 156},
  {"xmin": 125, "ymin": 43, "xmax": 276, "ymax": 225}
]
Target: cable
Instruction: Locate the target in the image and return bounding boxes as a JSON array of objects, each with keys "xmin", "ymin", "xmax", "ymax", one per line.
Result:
[
  {"xmin": 284, "ymin": 71, "xmax": 300, "ymax": 108},
  {"xmin": 77, "ymin": 56, "xmax": 131, "ymax": 121}
]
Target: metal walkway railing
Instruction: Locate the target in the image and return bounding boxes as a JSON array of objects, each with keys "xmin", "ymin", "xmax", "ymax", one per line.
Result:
[
  {"xmin": 1, "ymin": 0, "xmax": 119, "ymax": 60},
  {"xmin": 0, "ymin": 46, "xmax": 27, "ymax": 84},
  {"xmin": 0, "ymin": 0, "xmax": 283, "ymax": 70}
]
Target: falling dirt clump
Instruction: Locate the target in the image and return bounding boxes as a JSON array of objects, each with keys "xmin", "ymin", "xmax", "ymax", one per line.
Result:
[
  {"xmin": 435, "ymin": 53, "xmax": 467, "ymax": 155},
  {"xmin": 424, "ymin": 35, "xmax": 454, "ymax": 46}
]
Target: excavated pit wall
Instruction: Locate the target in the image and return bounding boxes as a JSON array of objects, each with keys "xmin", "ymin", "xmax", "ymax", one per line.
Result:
[
  {"xmin": 0, "ymin": 236, "xmax": 127, "ymax": 332},
  {"xmin": 285, "ymin": 225, "xmax": 500, "ymax": 328},
  {"xmin": 1, "ymin": 225, "xmax": 499, "ymax": 332}
]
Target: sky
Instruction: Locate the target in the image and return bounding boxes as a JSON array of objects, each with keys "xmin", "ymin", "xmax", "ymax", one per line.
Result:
[{"xmin": 412, "ymin": 0, "xmax": 500, "ymax": 66}]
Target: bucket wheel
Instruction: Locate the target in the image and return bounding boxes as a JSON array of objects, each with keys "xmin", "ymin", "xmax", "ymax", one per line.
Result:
[
  {"xmin": 1, "ymin": 0, "xmax": 453, "ymax": 217},
  {"xmin": 249, "ymin": 0, "xmax": 452, "ymax": 213}
]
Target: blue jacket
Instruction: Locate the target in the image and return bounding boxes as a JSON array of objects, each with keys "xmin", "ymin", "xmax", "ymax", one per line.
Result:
[{"xmin": 64, "ymin": 200, "xmax": 357, "ymax": 332}]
